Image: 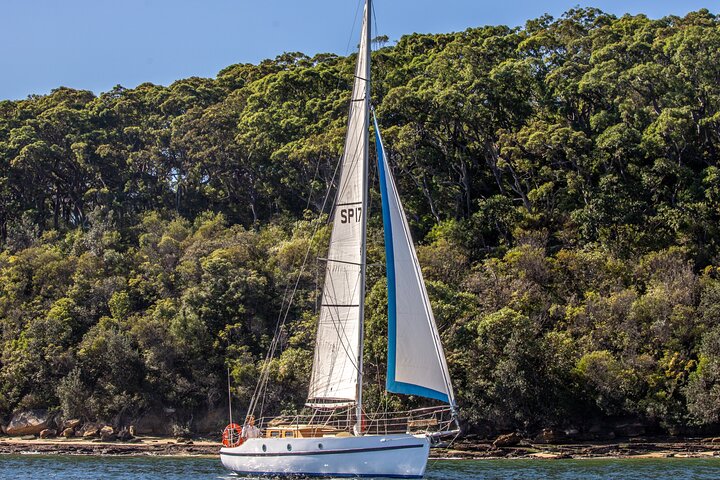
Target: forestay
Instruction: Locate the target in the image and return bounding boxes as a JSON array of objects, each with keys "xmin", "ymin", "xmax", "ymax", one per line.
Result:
[
  {"xmin": 307, "ymin": 4, "xmax": 370, "ymax": 407},
  {"xmin": 374, "ymin": 114, "xmax": 455, "ymax": 405}
]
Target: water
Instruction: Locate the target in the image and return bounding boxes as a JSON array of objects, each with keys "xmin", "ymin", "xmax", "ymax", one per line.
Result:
[{"xmin": 1, "ymin": 456, "xmax": 719, "ymax": 480}]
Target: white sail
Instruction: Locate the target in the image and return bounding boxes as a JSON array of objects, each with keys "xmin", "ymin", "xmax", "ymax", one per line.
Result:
[
  {"xmin": 374, "ymin": 114, "xmax": 455, "ymax": 405},
  {"xmin": 307, "ymin": 4, "xmax": 370, "ymax": 407}
]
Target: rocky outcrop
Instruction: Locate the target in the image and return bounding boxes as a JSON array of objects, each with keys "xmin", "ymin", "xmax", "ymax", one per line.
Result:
[
  {"xmin": 82, "ymin": 423, "xmax": 101, "ymax": 438},
  {"xmin": 493, "ymin": 432, "xmax": 523, "ymax": 448},
  {"xmin": 100, "ymin": 426, "xmax": 116, "ymax": 441},
  {"xmin": 6, "ymin": 410, "xmax": 53, "ymax": 436},
  {"xmin": 63, "ymin": 418, "xmax": 81, "ymax": 430}
]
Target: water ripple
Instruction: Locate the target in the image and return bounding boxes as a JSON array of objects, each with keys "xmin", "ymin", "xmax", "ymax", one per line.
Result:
[{"xmin": 0, "ymin": 455, "xmax": 719, "ymax": 480}]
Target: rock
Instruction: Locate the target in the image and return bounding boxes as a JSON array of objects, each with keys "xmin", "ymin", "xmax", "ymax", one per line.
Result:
[
  {"xmin": 80, "ymin": 422, "xmax": 103, "ymax": 438},
  {"xmin": 117, "ymin": 428, "xmax": 133, "ymax": 441},
  {"xmin": 20, "ymin": 434, "xmax": 36, "ymax": 440},
  {"xmin": 100, "ymin": 426, "xmax": 116, "ymax": 441},
  {"xmin": 6, "ymin": 410, "xmax": 53, "ymax": 436},
  {"xmin": 534, "ymin": 428, "xmax": 567, "ymax": 444},
  {"xmin": 493, "ymin": 432, "xmax": 522, "ymax": 448},
  {"xmin": 39, "ymin": 429, "xmax": 56, "ymax": 439},
  {"xmin": 128, "ymin": 425, "xmax": 136, "ymax": 437},
  {"xmin": 63, "ymin": 419, "xmax": 81, "ymax": 430},
  {"xmin": 61, "ymin": 427, "xmax": 74, "ymax": 438}
]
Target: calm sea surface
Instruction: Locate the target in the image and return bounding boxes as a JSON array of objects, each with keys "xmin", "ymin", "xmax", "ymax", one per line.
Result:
[{"xmin": 1, "ymin": 455, "xmax": 719, "ymax": 480}]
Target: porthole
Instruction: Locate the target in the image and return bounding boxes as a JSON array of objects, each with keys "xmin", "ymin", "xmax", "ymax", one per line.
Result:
[
  {"xmin": 318, "ymin": 443, "xmax": 324, "ymax": 450},
  {"xmin": 262, "ymin": 444, "xmax": 267, "ymax": 452},
  {"xmin": 287, "ymin": 444, "xmax": 292, "ymax": 451}
]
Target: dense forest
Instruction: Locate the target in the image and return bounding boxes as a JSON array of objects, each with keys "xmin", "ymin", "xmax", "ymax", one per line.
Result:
[{"xmin": 1, "ymin": 7, "xmax": 720, "ymax": 438}]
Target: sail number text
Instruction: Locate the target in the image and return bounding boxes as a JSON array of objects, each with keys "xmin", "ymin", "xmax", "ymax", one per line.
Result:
[{"xmin": 340, "ymin": 207, "xmax": 362, "ymax": 224}]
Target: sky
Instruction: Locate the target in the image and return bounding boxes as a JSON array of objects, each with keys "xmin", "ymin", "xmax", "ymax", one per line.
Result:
[{"xmin": 0, "ymin": 0, "xmax": 715, "ymax": 100}]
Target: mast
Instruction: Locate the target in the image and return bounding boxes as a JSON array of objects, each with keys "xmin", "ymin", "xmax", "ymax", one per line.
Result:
[{"xmin": 356, "ymin": 0, "xmax": 371, "ymax": 436}]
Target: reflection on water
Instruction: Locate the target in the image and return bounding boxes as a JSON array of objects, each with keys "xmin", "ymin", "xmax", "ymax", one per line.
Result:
[{"xmin": 0, "ymin": 455, "xmax": 719, "ymax": 480}]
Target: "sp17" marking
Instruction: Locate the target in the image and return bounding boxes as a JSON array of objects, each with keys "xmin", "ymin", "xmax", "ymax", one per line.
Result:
[{"xmin": 340, "ymin": 207, "xmax": 362, "ymax": 224}]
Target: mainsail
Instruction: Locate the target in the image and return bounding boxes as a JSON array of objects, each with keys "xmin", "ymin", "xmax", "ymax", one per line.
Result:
[
  {"xmin": 307, "ymin": 3, "xmax": 371, "ymax": 407},
  {"xmin": 374, "ymin": 114, "xmax": 456, "ymax": 405}
]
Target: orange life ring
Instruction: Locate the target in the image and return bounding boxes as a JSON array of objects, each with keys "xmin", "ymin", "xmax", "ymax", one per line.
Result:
[{"xmin": 222, "ymin": 423, "xmax": 245, "ymax": 448}]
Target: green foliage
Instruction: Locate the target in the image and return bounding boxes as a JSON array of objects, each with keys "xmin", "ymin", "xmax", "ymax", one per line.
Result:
[
  {"xmin": 686, "ymin": 328, "xmax": 720, "ymax": 424},
  {"xmin": 0, "ymin": 8, "xmax": 719, "ymax": 435}
]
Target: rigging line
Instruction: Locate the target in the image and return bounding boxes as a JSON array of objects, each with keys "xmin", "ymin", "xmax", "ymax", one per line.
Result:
[
  {"xmin": 256, "ymin": 0, "xmax": 369, "ymax": 416},
  {"xmin": 255, "ymin": 155, "xmax": 343, "ymax": 419},
  {"xmin": 227, "ymin": 366, "xmax": 234, "ymax": 428},
  {"xmin": 327, "ymin": 0, "xmax": 364, "ymax": 104},
  {"xmin": 428, "ymin": 429, "xmax": 462, "ymax": 471},
  {"xmin": 246, "ymin": 265, "xmax": 295, "ymax": 417},
  {"xmin": 344, "ymin": 0, "xmax": 364, "ymax": 58},
  {"xmin": 248, "ymin": 273, "xmax": 292, "ymax": 405},
  {"xmin": 371, "ymin": 0, "xmax": 379, "ymax": 50},
  {"xmin": 248, "ymin": 135, "xmax": 344, "ymax": 420},
  {"xmin": 247, "ymin": 281, "xmax": 289, "ymax": 417}
]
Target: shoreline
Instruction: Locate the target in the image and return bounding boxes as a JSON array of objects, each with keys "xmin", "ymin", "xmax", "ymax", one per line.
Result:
[
  {"xmin": 1, "ymin": 436, "xmax": 720, "ymax": 460},
  {"xmin": 434, "ymin": 438, "xmax": 720, "ymax": 460},
  {"xmin": 0, "ymin": 436, "xmax": 218, "ymax": 457}
]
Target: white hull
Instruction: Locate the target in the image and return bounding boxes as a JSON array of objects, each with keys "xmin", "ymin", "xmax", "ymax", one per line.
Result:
[{"xmin": 220, "ymin": 434, "xmax": 431, "ymax": 478}]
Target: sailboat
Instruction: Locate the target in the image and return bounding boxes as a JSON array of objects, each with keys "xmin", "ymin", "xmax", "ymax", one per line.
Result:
[{"xmin": 220, "ymin": 0, "xmax": 459, "ymax": 477}]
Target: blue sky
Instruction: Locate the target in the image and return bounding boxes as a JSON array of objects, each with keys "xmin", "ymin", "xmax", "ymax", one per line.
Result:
[{"xmin": 0, "ymin": 0, "xmax": 715, "ymax": 100}]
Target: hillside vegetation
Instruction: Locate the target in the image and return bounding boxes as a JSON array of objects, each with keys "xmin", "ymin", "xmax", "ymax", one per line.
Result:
[{"xmin": 1, "ymin": 8, "xmax": 720, "ymax": 436}]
